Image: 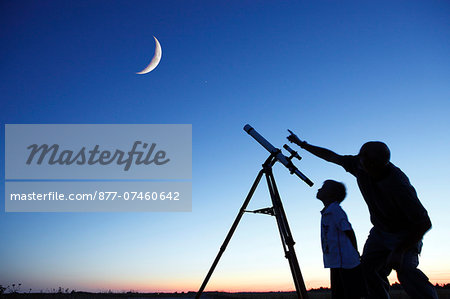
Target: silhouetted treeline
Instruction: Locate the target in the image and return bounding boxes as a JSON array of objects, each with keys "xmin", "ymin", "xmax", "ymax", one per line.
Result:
[{"xmin": 2, "ymin": 284, "xmax": 450, "ymax": 299}]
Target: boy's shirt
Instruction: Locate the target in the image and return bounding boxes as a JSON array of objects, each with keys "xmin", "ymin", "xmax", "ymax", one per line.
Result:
[{"xmin": 321, "ymin": 202, "xmax": 360, "ymax": 269}]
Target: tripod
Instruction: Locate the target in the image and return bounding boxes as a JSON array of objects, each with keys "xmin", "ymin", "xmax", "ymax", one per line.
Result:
[{"xmin": 196, "ymin": 153, "xmax": 309, "ymax": 299}]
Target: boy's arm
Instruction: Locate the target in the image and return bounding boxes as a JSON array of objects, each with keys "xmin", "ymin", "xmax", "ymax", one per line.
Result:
[
  {"xmin": 287, "ymin": 131, "xmax": 344, "ymax": 166},
  {"xmin": 344, "ymin": 229, "xmax": 359, "ymax": 253}
]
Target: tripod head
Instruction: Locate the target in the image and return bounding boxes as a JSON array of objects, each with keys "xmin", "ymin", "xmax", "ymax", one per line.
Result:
[{"xmin": 244, "ymin": 124, "xmax": 313, "ymax": 187}]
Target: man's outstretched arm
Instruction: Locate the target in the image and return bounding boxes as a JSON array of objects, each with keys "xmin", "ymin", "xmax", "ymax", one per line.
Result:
[{"xmin": 287, "ymin": 130, "xmax": 344, "ymax": 166}]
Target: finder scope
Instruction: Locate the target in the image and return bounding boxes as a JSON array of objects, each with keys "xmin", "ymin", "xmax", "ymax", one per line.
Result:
[{"xmin": 244, "ymin": 124, "xmax": 313, "ymax": 186}]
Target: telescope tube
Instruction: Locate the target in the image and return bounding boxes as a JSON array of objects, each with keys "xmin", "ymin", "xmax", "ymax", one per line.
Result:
[{"xmin": 244, "ymin": 125, "xmax": 313, "ymax": 186}]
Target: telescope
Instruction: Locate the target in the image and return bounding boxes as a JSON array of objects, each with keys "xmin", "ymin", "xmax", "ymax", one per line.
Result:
[
  {"xmin": 244, "ymin": 124, "xmax": 313, "ymax": 187},
  {"xmin": 196, "ymin": 124, "xmax": 312, "ymax": 299}
]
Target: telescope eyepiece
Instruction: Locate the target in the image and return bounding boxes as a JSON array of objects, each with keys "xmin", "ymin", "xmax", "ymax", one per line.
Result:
[{"xmin": 283, "ymin": 144, "xmax": 302, "ymax": 161}]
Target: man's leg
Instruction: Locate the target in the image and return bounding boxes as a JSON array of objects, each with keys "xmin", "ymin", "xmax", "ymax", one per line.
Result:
[
  {"xmin": 396, "ymin": 243, "xmax": 438, "ymax": 299},
  {"xmin": 361, "ymin": 228, "xmax": 392, "ymax": 299}
]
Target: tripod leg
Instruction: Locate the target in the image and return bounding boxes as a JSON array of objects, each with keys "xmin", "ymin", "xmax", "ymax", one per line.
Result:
[
  {"xmin": 195, "ymin": 169, "xmax": 265, "ymax": 299},
  {"xmin": 265, "ymin": 169, "xmax": 309, "ymax": 299}
]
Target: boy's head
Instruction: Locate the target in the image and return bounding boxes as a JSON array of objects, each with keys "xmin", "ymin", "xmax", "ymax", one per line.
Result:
[{"xmin": 316, "ymin": 180, "xmax": 346, "ymax": 206}]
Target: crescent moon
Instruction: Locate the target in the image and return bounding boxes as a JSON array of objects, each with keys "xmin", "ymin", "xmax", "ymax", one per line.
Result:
[{"xmin": 136, "ymin": 36, "xmax": 162, "ymax": 74}]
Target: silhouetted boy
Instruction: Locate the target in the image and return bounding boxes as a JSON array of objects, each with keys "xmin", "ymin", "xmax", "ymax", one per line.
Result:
[{"xmin": 317, "ymin": 180, "xmax": 366, "ymax": 299}]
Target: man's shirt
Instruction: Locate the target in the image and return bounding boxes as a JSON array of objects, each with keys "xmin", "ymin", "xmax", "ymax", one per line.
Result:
[
  {"xmin": 340, "ymin": 155, "xmax": 430, "ymax": 233},
  {"xmin": 321, "ymin": 202, "xmax": 360, "ymax": 269}
]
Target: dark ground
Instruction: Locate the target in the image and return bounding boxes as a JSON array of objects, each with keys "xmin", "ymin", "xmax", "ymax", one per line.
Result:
[{"xmin": 2, "ymin": 289, "xmax": 450, "ymax": 299}]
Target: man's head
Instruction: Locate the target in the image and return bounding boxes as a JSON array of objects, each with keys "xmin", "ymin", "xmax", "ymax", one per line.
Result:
[
  {"xmin": 316, "ymin": 180, "xmax": 346, "ymax": 206},
  {"xmin": 358, "ymin": 141, "xmax": 390, "ymax": 178}
]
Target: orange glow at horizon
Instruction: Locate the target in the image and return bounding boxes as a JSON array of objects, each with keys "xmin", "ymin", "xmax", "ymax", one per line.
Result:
[{"xmin": 67, "ymin": 275, "xmax": 449, "ymax": 293}]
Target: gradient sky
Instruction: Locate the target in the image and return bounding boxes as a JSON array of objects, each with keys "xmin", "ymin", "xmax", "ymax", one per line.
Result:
[{"xmin": 1, "ymin": 0, "xmax": 449, "ymax": 293}]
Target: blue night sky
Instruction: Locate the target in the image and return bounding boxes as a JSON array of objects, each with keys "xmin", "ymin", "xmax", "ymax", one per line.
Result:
[{"xmin": 1, "ymin": 0, "xmax": 449, "ymax": 292}]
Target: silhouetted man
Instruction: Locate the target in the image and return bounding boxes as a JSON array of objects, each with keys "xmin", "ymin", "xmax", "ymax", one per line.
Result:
[{"xmin": 287, "ymin": 132, "xmax": 438, "ymax": 299}]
